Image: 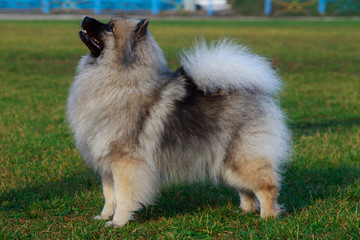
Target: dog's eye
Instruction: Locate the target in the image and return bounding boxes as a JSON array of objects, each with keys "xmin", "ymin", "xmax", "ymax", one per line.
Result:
[{"xmin": 106, "ymin": 25, "xmax": 113, "ymax": 32}]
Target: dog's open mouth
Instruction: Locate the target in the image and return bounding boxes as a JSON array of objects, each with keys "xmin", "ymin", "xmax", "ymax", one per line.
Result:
[{"xmin": 79, "ymin": 17, "xmax": 105, "ymax": 58}]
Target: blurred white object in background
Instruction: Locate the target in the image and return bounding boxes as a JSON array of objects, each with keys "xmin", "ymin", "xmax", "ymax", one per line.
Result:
[
  {"xmin": 184, "ymin": 0, "xmax": 196, "ymax": 11},
  {"xmin": 196, "ymin": 0, "xmax": 231, "ymax": 11}
]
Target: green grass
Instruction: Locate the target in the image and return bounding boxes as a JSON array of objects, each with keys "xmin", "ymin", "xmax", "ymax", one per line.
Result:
[{"xmin": 1, "ymin": 19, "xmax": 359, "ymax": 239}]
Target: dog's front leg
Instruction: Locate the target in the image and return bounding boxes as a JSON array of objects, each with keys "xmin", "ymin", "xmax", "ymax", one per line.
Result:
[
  {"xmin": 105, "ymin": 158, "xmax": 157, "ymax": 228},
  {"xmin": 95, "ymin": 174, "xmax": 115, "ymax": 220}
]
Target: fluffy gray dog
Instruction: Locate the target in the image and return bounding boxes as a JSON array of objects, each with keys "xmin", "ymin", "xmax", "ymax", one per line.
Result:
[{"xmin": 67, "ymin": 16, "xmax": 291, "ymax": 227}]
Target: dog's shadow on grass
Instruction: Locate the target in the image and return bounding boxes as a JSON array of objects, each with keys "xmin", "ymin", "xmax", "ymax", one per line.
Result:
[
  {"xmin": 281, "ymin": 116, "xmax": 360, "ymax": 213},
  {"xmin": 1, "ymin": 170, "xmax": 238, "ymax": 219},
  {"xmin": 2, "ymin": 161, "xmax": 358, "ymax": 221},
  {"xmin": 0, "ymin": 170, "xmax": 100, "ymax": 214},
  {"xmin": 279, "ymin": 163, "xmax": 359, "ymax": 214},
  {"xmin": 135, "ymin": 183, "xmax": 239, "ymax": 223},
  {"xmin": 1, "ymin": 164, "xmax": 359, "ymax": 220},
  {"xmin": 134, "ymin": 162, "xmax": 360, "ymax": 222}
]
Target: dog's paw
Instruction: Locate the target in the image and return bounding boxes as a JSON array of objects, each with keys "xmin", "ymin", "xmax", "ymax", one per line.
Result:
[
  {"xmin": 240, "ymin": 201, "xmax": 259, "ymax": 213},
  {"xmin": 105, "ymin": 220, "xmax": 127, "ymax": 228},
  {"xmin": 260, "ymin": 204, "xmax": 283, "ymax": 218},
  {"xmin": 94, "ymin": 215, "xmax": 111, "ymax": 220}
]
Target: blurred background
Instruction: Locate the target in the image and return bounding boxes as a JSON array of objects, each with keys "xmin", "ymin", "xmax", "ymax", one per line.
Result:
[{"xmin": 0, "ymin": 0, "xmax": 359, "ymax": 17}]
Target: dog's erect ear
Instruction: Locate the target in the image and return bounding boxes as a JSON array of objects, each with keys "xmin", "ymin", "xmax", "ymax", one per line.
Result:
[{"xmin": 134, "ymin": 18, "xmax": 149, "ymax": 41}]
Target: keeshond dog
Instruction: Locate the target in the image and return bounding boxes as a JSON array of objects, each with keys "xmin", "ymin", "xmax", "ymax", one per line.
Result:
[{"xmin": 67, "ymin": 16, "xmax": 291, "ymax": 227}]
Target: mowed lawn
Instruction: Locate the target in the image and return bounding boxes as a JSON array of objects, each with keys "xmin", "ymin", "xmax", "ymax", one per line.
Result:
[{"xmin": 0, "ymin": 19, "xmax": 359, "ymax": 239}]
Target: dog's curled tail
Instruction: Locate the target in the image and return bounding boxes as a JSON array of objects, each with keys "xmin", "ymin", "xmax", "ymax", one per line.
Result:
[{"xmin": 179, "ymin": 38, "xmax": 282, "ymax": 95}]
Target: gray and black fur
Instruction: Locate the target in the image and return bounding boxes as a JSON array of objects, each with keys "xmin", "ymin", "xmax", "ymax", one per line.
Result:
[{"xmin": 67, "ymin": 16, "xmax": 291, "ymax": 227}]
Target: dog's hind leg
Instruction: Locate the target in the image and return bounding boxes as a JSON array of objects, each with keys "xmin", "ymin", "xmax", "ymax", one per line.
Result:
[
  {"xmin": 238, "ymin": 189, "xmax": 258, "ymax": 213},
  {"xmin": 222, "ymin": 136, "xmax": 281, "ymax": 218},
  {"xmin": 223, "ymin": 156, "xmax": 281, "ymax": 217},
  {"xmin": 105, "ymin": 158, "xmax": 158, "ymax": 228},
  {"xmin": 95, "ymin": 174, "xmax": 115, "ymax": 220},
  {"xmin": 254, "ymin": 184, "xmax": 280, "ymax": 218}
]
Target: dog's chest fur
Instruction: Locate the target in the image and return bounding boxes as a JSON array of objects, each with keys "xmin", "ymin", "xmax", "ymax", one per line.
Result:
[{"xmin": 67, "ymin": 57, "xmax": 186, "ymax": 174}]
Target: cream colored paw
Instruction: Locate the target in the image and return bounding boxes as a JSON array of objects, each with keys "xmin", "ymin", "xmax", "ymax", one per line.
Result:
[
  {"xmin": 105, "ymin": 220, "xmax": 128, "ymax": 228},
  {"xmin": 94, "ymin": 215, "xmax": 111, "ymax": 220},
  {"xmin": 241, "ymin": 203, "xmax": 258, "ymax": 213},
  {"xmin": 260, "ymin": 204, "xmax": 283, "ymax": 218}
]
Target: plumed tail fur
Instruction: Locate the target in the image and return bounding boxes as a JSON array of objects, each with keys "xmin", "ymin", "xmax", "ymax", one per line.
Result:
[{"xmin": 179, "ymin": 38, "xmax": 282, "ymax": 95}]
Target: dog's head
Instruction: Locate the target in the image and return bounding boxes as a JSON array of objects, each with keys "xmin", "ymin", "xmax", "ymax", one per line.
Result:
[{"xmin": 79, "ymin": 16, "xmax": 164, "ymax": 68}]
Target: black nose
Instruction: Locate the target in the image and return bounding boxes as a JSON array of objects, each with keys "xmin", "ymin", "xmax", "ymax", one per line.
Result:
[
  {"xmin": 83, "ymin": 16, "xmax": 93, "ymax": 24},
  {"xmin": 81, "ymin": 16, "xmax": 92, "ymax": 28},
  {"xmin": 81, "ymin": 16, "xmax": 105, "ymax": 30}
]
